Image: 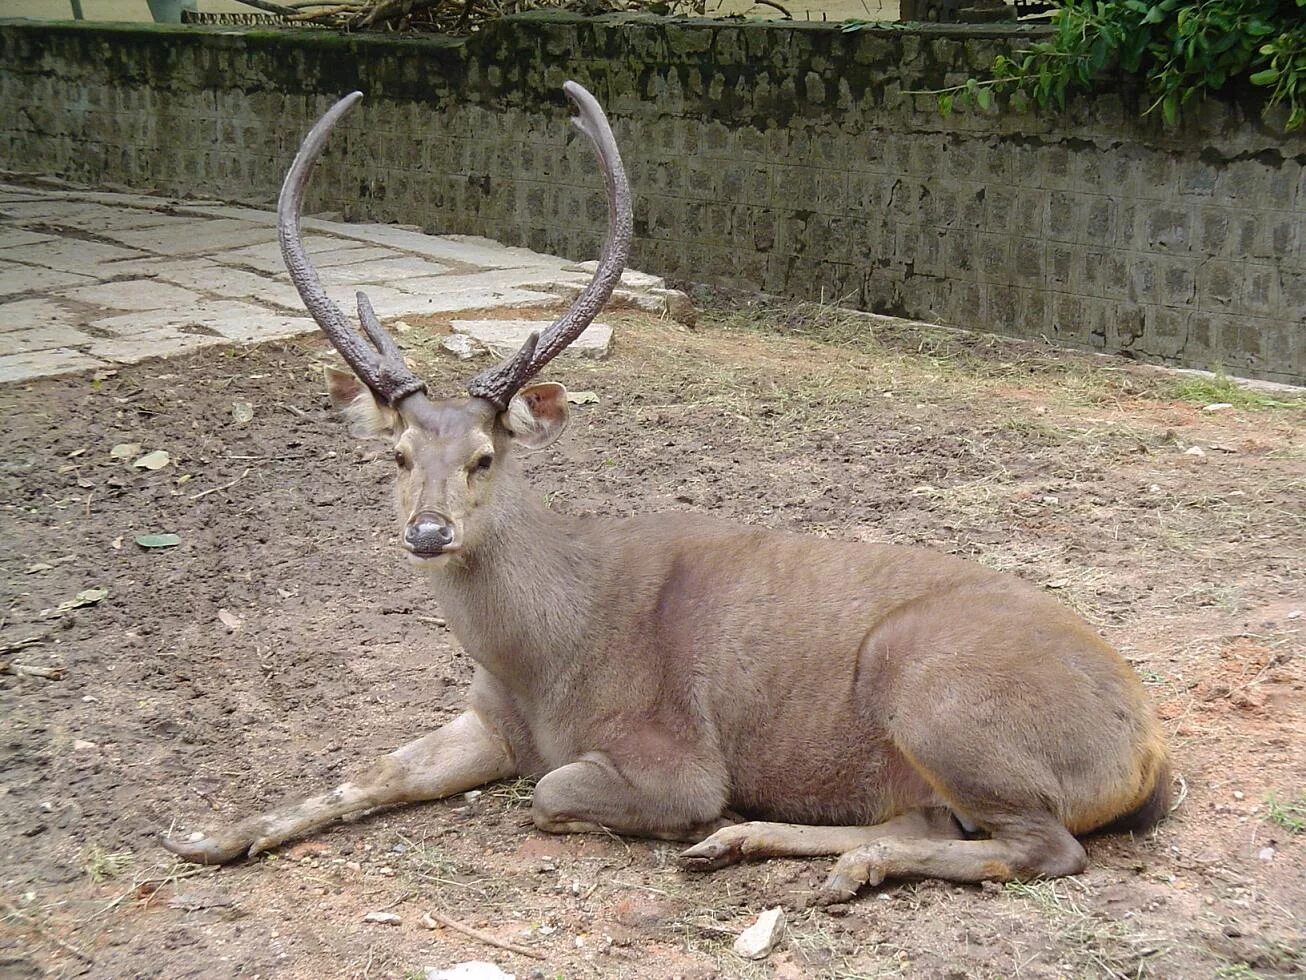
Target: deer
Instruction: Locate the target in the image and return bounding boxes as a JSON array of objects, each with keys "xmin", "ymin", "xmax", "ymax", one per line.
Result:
[{"xmin": 162, "ymin": 82, "xmax": 1171, "ymax": 905}]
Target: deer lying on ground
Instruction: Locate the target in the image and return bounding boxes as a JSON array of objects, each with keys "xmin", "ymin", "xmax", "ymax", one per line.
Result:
[{"xmin": 163, "ymin": 83, "xmax": 1171, "ymax": 904}]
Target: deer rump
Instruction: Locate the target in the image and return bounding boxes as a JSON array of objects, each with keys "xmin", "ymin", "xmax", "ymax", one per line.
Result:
[{"xmin": 162, "ymin": 84, "xmax": 1170, "ymax": 905}]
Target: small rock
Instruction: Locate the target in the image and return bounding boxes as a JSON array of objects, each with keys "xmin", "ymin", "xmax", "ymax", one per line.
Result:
[
  {"xmin": 1202, "ymin": 402, "xmax": 1233, "ymax": 412},
  {"xmin": 71, "ymin": 739, "xmax": 98, "ymax": 751},
  {"xmin": 425, "ymin": 963, "xmax": 515, "ymax": 980},
  {"xmin": 440, "ymin": 334, "xmax": 482, "ymax": 360},
  {"xmin": 420, "ymin": 912, "xmax": 439, "ymax": 930},
  {"xmin": 1257, "ymin": 846, "xmax": 1275, "ymax": 862},
  {"xmin": 1183, "ymin": 446, "xmax": 1205, "ymax": 457},
  {"xmin": 734, "ymin": 907, "xmax": 785, "ymax": 960},
  {"xmin": 231, "ymin": 401, "xmax": 255, "ymax": 425},
  {"xmin": 463, "ymin": 789, "xmax": 482, "ymax": 802},
  {"xmin": 1233, "ymin": 790, "xmax": 1245, "ymax": 801},
  {"xmin": 363, "ymin": 911, "xmax": 402, "ymax": 926},
  {"xmin": 132, "ymin": 449, "xmax": 171, "ymax": 470}
]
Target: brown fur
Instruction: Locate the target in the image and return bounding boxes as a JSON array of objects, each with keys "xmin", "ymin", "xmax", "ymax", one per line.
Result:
[{"xmin": 163, "ymin": 376, "xmax": 1171, "ymax": 899}]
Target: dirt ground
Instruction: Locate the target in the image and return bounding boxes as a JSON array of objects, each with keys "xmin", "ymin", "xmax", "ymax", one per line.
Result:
[{"xmin": 1, "ymin": 296, "xmax": 1302, "ymax": 979}]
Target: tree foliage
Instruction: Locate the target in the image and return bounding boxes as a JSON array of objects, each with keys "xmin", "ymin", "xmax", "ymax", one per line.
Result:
[{"xmin": 888, "ymin": 1, "xmax": 1306, "ymax": 132}]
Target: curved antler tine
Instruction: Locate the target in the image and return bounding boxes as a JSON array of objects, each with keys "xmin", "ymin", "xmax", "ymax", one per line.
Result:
[
  {"xmin": 467, "ymin": 81, "xmax": 632, "ymax": 410},
  {"xmin": 356, "ymin": 290, "xmax": 402, "ymax": 362},
  {"xmin": 467, "ymin": 331, "xmax": 539, "ymax": 409},
  {"xmin": 279, "ymin": 93, "xmax": 426, "ymax": 407}
]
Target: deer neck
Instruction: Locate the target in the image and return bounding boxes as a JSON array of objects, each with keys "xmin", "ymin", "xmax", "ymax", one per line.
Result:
[{"xmin": 424, "ymin": 467, "xmax": 597, "ymax": 689}]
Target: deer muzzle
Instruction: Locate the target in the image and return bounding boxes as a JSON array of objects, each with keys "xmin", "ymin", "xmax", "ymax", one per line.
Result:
[{"xmin": 404, "ymin": 512, "xmax": 456, "ymax": 557}]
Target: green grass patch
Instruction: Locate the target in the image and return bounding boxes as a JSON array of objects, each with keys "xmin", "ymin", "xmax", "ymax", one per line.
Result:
[{"xmin": 1170, "ymin": 375, "xmax": 1303, "ymax": 410}]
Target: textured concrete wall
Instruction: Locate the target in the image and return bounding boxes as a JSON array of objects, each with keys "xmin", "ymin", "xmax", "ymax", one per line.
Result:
[{"xmin": 1, "ymin": 17, "xmax": 1302, "ymax": 382}]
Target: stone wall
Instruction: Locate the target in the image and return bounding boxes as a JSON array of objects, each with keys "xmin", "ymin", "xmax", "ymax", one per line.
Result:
[{"xmin": 1, "ymin": 17, "xmax": 1302, "ymax": 383}]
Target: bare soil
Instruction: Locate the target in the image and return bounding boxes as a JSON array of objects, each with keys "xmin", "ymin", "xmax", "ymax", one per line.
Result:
[{"xmin": 1, "ymin": 299, "xmax": 1303, "ymax": 980}]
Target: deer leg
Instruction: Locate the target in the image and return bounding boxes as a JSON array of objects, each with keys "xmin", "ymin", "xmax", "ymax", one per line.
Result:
[
  {"xmin": 162, "ymin": 709, "xmax": 515, "ymax": 865},
  {"xmin": 531, "ymin": 751, "xmax": 731, "ymax": 842},
  {"xmin": 814, "ymin": 815, "xmax": 1087, "ymax": 905},
  {"xmin": 678, "ymin": 807, "xmax": 961, "ymax": 871}
]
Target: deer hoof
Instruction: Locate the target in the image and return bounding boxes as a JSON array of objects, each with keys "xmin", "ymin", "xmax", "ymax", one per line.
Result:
[
  {"xmin": 813, "ymin": 846, "xmax": 888, "ymax": 905},
  {"xmin": 678, "ymin": 836, "xmax": 744, "ymax": 872},
  {"xmin": 159, "ymin": 831, "xmax": 252, "ymax": 866}
]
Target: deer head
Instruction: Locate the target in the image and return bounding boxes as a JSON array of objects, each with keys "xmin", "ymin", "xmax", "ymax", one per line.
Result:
[{"xmin": 279, "ymin": 84, "xmax": 632, "ymax": 562}]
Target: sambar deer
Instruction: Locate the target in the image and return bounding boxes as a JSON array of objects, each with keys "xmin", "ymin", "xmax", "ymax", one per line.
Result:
[{"xmin": 164, "ymin": 83, "xmax": 1171, "ymax": 904}]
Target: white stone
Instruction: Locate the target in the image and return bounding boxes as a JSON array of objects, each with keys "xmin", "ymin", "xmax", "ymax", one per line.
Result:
[
  {"xmin": 396, "ymin": 268, "xmax": 577, "ymax": 298},
  {"xmin": 0, "ymin": 298, "xmax": 79, "ymax": 333},
  {"xmin": 152, "ymin": 263, "xmax": 305, "ymax": 310},
  {"xmin": 562, "ymin": 260, "xmax": 666, "ymax": 289},
  {"xmin": 369, "ymin": 287, "xmax": 560, "ymax": 318},
  {"xmin": 3, "ymin": 324, "xmax": 91, "ymax": 352},
  {"xmin": 425, "ymin": 963, "xmax": 515, "ymax": 980},
  {"xmin": 93, "ymin": 301, "xmax": 316, "ymax": 345},
  {"xmin": 0, "ymin": 347, "xmax": 108, "ymax": 383},
  {"xmin": 452, "ymin": 319, "xmax": 611, "ymax": 359},
  {"xmin": 0, "ymin": 238, "xmax": 144, "ymax": 273},
  {"xmin": 89, "ymin": 331, "xmax": 231, "ymax": 365},
  {"xmin": 57, "ymin": 280, "xmax": 204, "ymax": 312},
  {"xmin": 362, "ymin": 911, "xmax": 402, "ymax": 926},
  {"xmin": 309, "ymin": 222, "xmax": 562, "ymax": 270},
  {"xmin": 733, "ymin": 907, "xmax": 785, "ymax": 960},
  {"xmin": 312, "ymin": 256, "xmax": 453, "ymax": 284},
  {"xmin": 0, "ymin": 263, "xmax": 96, "ymax": 297},
  {"xmin": 0, "ymin": 229, "xmax": 56, "ymax": 250},
  {"xmin": 107, "ymin": 218, "xmax": 274, "ymax": 256},
  {"xmin": 215, "ymin": 238, "xmax": 386, "ymax": 274},
  {"xmin": 440, "ymin": 334, "xmax": 482, "ymax": 360}
]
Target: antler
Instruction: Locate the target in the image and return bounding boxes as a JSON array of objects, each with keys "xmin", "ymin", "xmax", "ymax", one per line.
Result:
[
  {"xmin": 467, "ymin": 81, "xmax": 633, "ymax": 410},
  {"xmin": 278, "ymin": 92, "xmax": 427, "ymax": 407}
]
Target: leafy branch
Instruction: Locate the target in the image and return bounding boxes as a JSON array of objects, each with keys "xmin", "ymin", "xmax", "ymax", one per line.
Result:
[{"xmin": 883, "ymin": 0, "xmax": 1306, "ymax": 132}]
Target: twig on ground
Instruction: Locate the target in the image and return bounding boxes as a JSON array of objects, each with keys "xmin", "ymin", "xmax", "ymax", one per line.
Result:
[
  {"xmin": 423, "ymin": 908, "xmax": 547, "ymax": 960},
  {"xmin": 0, "ymin": 634, "xmax": 48, "ymax": 656},
  {"xmin": 189, "ymin": 468, "xmax": 251, "ymax": 500},
  {"xmin": 0, "ymin": 661, "xmax": 64, "ymax": 679}
]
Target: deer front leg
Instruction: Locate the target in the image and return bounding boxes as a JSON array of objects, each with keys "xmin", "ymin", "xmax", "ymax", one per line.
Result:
[
  {"xmin": 162, "ymin": 710, "xmax": 515, "ymax": 865},
  {"xmin": 531, "ymin": 750, "xmax": 733, "ymax": 842}
]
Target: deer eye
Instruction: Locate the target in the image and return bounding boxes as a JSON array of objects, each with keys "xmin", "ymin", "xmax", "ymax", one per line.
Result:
[
  {"xmin": 394, "ymin": 449, "xmax": 411, "ymax": 469},
  {"xmin": 473, "ymin": 454, "xmax": 494, "ymax": 472}
]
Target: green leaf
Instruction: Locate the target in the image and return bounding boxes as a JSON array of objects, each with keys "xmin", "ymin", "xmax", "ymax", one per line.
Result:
[
  {"xmin": 1249, "ymin": 68, "xmax": 1281, "ymax": 86},
  {"xmin": 1162, "ymin": 90, "xmax": 1179, "ymax": 126},
  {"xmin": 135, "ymin": 533, "xmax": 181, "ymax": 549},
  {"xmin": 1143, "ymin": 4, "xmax": 1165, "ymax": 24},
  {"xmin": 976, "ymin": 87, "xmax": 993, "ymax": 111},
  {"xmin": 938, "ymin": 92, "xmax": 954, "ymax": 116}
]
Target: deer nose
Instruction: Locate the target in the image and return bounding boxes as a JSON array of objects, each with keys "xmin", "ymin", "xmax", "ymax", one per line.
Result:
[{"xmin": 404, "ymin": 513, "xmax": 454, "ymax": 555}]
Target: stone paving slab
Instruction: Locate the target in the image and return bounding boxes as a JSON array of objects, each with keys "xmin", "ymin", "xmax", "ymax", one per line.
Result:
[{"xmin": 0, "ymin": 182, "xmax": 692, "ymax": 385}]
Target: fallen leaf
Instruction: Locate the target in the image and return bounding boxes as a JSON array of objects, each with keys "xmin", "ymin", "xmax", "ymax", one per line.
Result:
[
  {"xmin": 110, "ymin": 442, "xmax": 142, "ymax": 460},
  {"xmin": 217, "ymin": 609, "xmax": 243, "ymax": 631},
  {"xmin": 566, "ymin": 390, "xmax": 600, "ymax": 405},
  {"xmin": 111, "ymin": 536, "xmax": 124, "ymax": 550},
  {"xmin": 25, "ymin": 562, "xmax": 54, "ymax": 574},
  {"xmin": 42, "ymin": 588, "xmax": 109, "ymax": 617},
  {"xmin": 135, "ymin": 533, "xmax": 181, "ymax": 549},
  {"xmin": 133, "ymin": 450, "xmax": 171, "ymax": 470},
  {"xmin": 232, "ymin": 401, "xmax": 255, "ymax": 425}
]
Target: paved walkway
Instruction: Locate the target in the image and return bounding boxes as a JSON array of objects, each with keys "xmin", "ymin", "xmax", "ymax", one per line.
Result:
[{"xmin": 0, "ymin": 181, "xmax": 683, "ymax": 384}]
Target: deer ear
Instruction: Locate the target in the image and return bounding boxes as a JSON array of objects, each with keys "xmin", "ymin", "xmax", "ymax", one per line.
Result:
[
  {"xmin": 502, "ymin": 382, "xmax": 569, "ymax": 451},
  {"xmin": 324, "ymin": 366, "xmax": 399, "ymax": 439}
]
